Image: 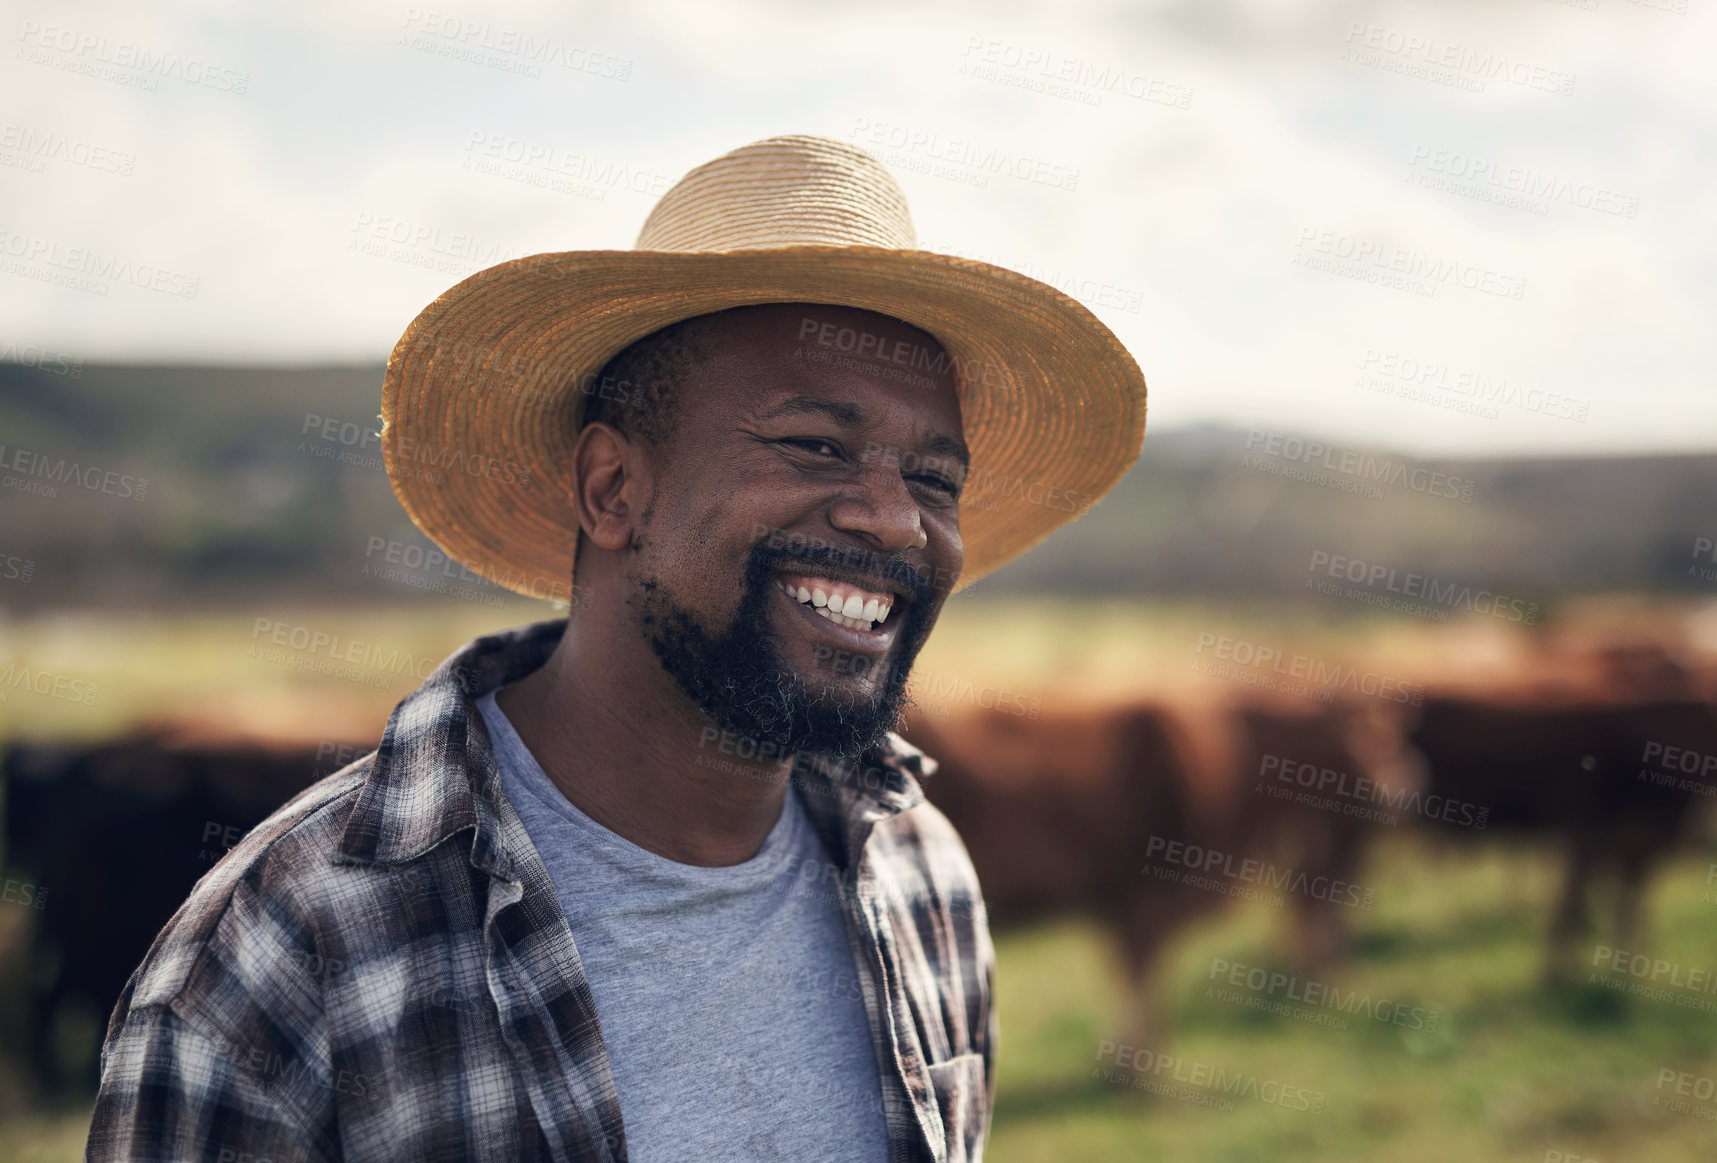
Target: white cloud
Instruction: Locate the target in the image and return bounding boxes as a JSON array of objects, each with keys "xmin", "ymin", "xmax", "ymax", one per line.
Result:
[{"xmin": 1, "ymin": 0, "xmax": 1711, "ymax": 453}]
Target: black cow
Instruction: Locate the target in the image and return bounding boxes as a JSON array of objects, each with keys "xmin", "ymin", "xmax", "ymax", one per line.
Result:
[{"xmin": 2, "ymin": 727, "xmax": 360, "ymax": 1092}]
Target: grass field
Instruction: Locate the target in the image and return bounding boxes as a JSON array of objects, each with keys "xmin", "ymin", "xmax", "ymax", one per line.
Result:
[
  {"xmin": 985, "ymin": 837, "xmax": 1717, "ymax": 1163},
  {"xmin": 3, "ymin": 599, "xmax": 1716, "ymax": 1159}
]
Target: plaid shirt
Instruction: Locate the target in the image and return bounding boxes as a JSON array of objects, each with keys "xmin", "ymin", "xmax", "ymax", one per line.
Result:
[{"xmin": 87, "ymin": 619, "xmax": 995, "ymax": 1162}]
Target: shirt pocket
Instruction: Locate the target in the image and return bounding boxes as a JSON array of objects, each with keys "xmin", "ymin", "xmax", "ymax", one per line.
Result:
[{"xmin": 925, "ymin": 1051, "xmax": 988, "ymax": 1162}]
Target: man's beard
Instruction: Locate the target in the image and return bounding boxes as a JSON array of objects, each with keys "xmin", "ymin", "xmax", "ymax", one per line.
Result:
[{"xmin": 633, "ymin": 541, "xmax": 938, "ymax": 760}]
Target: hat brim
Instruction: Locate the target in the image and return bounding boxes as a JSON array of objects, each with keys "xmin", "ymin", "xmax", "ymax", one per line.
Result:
[{"xmin": 380, "ymin": 247, "xmax": 1146, "ymax": 601}]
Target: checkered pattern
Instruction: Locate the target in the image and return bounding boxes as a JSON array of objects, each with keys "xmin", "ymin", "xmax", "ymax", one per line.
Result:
[{"xmin": 87, "ymin": 619, "xmax": 996, "ymax": 1162}]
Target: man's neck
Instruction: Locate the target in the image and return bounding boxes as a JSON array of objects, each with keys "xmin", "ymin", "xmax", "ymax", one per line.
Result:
[{"xmin": 494, "ymin": 616, "xmax": 795, "ymax": 867}]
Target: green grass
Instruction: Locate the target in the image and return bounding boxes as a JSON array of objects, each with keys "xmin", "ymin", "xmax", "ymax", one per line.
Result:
[{"xmin": 985, "ymin": 837, "xmax": 1717, "ymax": 1162}]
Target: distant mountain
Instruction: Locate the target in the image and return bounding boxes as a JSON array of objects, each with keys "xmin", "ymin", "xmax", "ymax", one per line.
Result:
[{"xmin": 1, "ymin": 362, "xmax": 1712, "ymax": 610}]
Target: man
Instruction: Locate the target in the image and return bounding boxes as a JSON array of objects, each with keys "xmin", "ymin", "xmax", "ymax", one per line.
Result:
[{"xmin": 88, "ymin": 135, "xmax": 1146, "ymax": 1162}]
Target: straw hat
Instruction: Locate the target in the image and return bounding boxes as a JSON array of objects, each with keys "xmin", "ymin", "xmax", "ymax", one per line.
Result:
[{"xmin": 380, "ymin": 134, "xmax": 1146, "ymax": 600}]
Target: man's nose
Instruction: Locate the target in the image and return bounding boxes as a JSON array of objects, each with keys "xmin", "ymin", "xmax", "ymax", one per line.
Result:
[{"xmin": 827, "ymin": 463, "xmax": 926, "ymax": 553}]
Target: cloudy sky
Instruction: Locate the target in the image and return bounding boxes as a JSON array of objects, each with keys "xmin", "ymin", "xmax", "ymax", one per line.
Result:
[{"xmin": 1, "ymin": 0, "xmax": 1709, "ymax": 455}]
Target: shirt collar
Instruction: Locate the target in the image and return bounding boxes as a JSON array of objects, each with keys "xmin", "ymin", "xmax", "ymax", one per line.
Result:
[{"xmin": 335, "ymin": 618, "xmax": 929, "ymax": 872}]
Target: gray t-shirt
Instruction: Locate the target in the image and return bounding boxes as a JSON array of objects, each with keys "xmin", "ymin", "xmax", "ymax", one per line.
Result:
[{"xmin": 475, "ymin": 691, "xmax": 890, "ymax": 1162}]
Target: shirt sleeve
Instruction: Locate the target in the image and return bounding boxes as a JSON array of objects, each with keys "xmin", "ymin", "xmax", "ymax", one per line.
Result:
[
  {"xmin": 87, "ymin": 1002, "xmax": 337, "ymax": 1163},
  {"xmin": 972, "ymin": 898, "xmax": 998, "ymax": 1156},
  {"xmin": 980, "ymin": 918, "xmax": 999, "ymax": 1122}
]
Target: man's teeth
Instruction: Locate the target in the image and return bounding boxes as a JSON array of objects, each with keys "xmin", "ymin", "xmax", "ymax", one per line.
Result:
[{"xmin": 776, "ymin": 578, "xmax": 893, "ymax": 630}]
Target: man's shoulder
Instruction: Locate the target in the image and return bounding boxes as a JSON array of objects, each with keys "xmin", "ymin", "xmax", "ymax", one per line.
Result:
[{"xmin": 121, "ymin": 754, "xmax": 379, "ymax": 1015}]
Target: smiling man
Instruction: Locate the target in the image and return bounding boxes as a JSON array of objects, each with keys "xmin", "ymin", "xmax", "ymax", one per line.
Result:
[{"xmin": 88, "ymin": 136, "xmax": 1146, "ymax": 1163}]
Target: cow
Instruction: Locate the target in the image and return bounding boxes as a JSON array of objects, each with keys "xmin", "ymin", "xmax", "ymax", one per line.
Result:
[
  {"xmin": 1, "ymin": 724, "xmax": 360, "ymax": 1093},
  {"xmin": 901, "ymin": 691, "xmax": 1417, "ymax": 1048},
  {"xmin": 1406, "ymin": 681, "xmax": 1717, "ymax": 983}
]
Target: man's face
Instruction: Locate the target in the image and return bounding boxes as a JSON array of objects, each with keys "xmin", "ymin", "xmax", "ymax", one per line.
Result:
[{"xmin": 624, "ymin": 304, "xmax": 967, "ymax": 759}]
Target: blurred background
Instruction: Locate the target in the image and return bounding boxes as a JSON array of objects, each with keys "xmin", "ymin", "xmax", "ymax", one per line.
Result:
[{"xmin": 3, "ymin": 0, "xmax": 1715, "ymax": 1159}]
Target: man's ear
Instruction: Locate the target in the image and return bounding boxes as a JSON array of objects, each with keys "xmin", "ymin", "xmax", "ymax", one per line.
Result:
[{"xmin": 572, "ymin": 421, "xmax": 648, "ymax": 552}]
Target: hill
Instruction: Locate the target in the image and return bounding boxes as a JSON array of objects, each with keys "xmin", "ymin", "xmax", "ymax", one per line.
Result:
[{"xmin": 1, "ymin": 363, "xmax": 1711, "ymax": 610}]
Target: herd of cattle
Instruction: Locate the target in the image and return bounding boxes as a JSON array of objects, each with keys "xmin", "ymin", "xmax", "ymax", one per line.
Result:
[
  {"xmin": 3, "ymin": 639, "xmax": 1714, "ymax": 1090},
  {"xmin": 905, "ymin": 639, "xmax": 1717, "ymax": 1046}
]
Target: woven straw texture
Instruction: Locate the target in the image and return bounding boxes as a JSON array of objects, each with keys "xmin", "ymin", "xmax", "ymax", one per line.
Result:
[{"xmin": 380, "ymin": 135, "xmax": 1146, "ymax": 599}]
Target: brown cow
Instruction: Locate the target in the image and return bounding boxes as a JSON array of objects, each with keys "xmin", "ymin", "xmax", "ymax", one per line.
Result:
[
  {"xmin": 902, "ymin": 692, "xmax": 1417, "ymax": 1047},
  {"xmin": 1406, "ymin": 663, "xmax": 1717, "ymax": 983}
]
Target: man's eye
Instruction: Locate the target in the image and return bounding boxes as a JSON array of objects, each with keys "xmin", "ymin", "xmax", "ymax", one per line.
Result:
[
  {"xmin": 786, "ymin": 438, "xmax": 842, "ymax": 457},
  {"xmin": 912, "ymin": 474, "xmax": 960, "ymax": 498}
]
